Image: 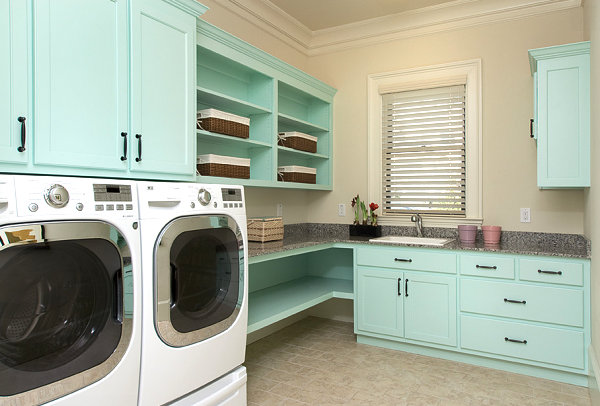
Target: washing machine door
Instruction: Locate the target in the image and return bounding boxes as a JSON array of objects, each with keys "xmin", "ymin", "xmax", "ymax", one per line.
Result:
[
  {"xmin": 155, "ymin": 215, "xmax": 244, "ymax": 347},
  {"xmin": 0, "ymin": 221, "xmax": 133, "ymax": 403}
]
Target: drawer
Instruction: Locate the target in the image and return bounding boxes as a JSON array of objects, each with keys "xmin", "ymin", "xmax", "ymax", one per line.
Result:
[
  {"xmin": 356, "ymin": 247, "xmax": 456, "ymax": 274},
  {"xmin": 460, "ymin": 254, "xmax": 515, "ymax": 279},
  {"xmin": 519, "ymin": 258, "xmax": 584, "ymax": 286},
  {"xmin": 461, "ymin": 315, "xmax": 584, "ymax": 369},
  {"xmin": 461, "ymin": 279, "xmax": 583, "ymax": 327}
]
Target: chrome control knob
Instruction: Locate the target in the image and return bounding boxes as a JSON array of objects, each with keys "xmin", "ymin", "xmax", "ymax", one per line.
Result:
[
  {"xmin": 44, "ymin": 184, "xmax": 69, "ymax": 208},
  {"xmin": 198, "ymin": 188, "xmax": 211, "ymax": 206}
]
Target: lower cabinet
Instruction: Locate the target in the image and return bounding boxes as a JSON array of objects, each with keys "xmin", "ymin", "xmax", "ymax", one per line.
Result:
[{"xmin": 356, "ymin": 267, "xmax": 457, "ymax": 347}]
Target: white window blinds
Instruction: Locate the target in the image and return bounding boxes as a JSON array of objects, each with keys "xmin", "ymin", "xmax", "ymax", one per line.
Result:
[{"xmin": 381, "ymin": 85, "xmax": 466, "ymax": 216}]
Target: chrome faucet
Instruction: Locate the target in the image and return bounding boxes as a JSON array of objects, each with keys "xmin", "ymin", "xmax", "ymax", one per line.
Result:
[{"xmin": 411, "ymin": 213, "xmax": 424, "ymax": 237}]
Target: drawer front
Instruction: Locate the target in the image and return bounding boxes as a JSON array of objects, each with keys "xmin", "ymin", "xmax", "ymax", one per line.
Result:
[
  {"xmin": 461, "ymin": 315, "xmax": 584, "ymax": 369},
  {"xmin": 461, "ymin": 279, "xmax": 583, "ymax": 327},
  {"xmin": 460, "ymin": 254, "xmax": 515, "ymax": 279},
  {"xmin": 519, "ymin": 259, "xmax": 584, "ymax": 286},
  {"xmin": 356, "ymin": 247, "xmax": 456, "ymax": 274}
]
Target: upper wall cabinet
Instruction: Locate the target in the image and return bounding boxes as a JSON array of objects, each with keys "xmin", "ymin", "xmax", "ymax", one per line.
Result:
[
  {"xmin": 0, "ymin": 0, "xmax": 29, "ymax": 165},
  {"xmin": 196, "ymin": 21, "xmax": 336, "ymax": 190},
  {"xmin": 529, "ymin": 42, "xmax": 590, "ymax": 188},
  {"xmin": 33, "ymin": 0, "xmax": 129, "ymax": 172},
  {"xmin": 130, "ymin": 0, "xmax": 199, "ymax": 176},
  {"xmin": 0, "ymin": 0, "xmax": 207, "ymax": 181}
]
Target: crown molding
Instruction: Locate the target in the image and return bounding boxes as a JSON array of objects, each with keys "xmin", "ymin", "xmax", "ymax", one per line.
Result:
[
  {"xmin": 210, "ymin": 0, "xmax": 581, "ymax": 56},
  {"xmin": 164, "ymin": 0, "xmax": 209, "ymax": 16},
  {"xmin": 208, "ymin": 0, "xmax": 313, "ymax": 54}
]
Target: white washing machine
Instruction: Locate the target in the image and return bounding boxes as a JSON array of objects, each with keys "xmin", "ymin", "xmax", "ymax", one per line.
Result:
[
  {"xmin": 0, "ymin": 174, "xmax": 142, "ymax": 405},
  {"xmin": 137, "ymin": 181, "xmax": 248, "ymax": 406}
]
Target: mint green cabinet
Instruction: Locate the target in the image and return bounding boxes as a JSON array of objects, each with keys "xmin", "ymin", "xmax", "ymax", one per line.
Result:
[
  {"xmin": 130, "ymin": 0, "xmax": 198, "ymax": 176},
  {"xmin": 356, "ymin": 268, "xmax": 403, "ymax": 337},
  {"xmin": 0, "ymin": 0, "xmax": 29, "ymax": 164},
  {"xmin": 356, "ymin": 266, "xmax": 457, "ymax": 347},
  {"xmin": 33, "ymin": 0, "xmax": 129, "ymax": 171},
  {"xmin": 529, "ymin": 42, "xmax": 590, "ymax": 188},
  {"xmin": 404, "ymin": 272, "xmax": 456, "ymax": 346}
]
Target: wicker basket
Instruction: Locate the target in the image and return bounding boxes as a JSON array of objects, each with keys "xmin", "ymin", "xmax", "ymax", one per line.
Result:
[
  {"xmin": 278, "ymin": 132, "xmax": 317, "ymax": 153},
  {"xmin": 247, "ymin": 217, "xmax": 284, "ymax": 242},
  {"xmin": 197, "ymin": 154, "xmax": 250, "ymax": 179},
  {"xmin": 278, "ymin": 166, "xmax": 317, "ymax": 184},
  {"xmin": 197, "ymin": 109, "xmax": 249, "ymax": 139}
]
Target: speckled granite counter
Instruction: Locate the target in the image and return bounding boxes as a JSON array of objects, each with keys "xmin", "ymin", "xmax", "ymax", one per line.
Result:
[{"xmin": 248, "ymin": 223, "xmax": 590, "ymax": 259}]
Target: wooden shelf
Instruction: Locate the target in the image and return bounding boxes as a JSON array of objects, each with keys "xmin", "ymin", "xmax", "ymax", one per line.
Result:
[
  {"xmin": 247, "ymin": 276, "xmax": 353, "ymax": 333},
  {"xmin": 196, "ymin": 86, "xmax": 271, "ymax": 116},
  {"xmin": 278, "ymin": 113, "xmax": 328, "ymax": 133},
  {"xmin": 197, "ymin": 130, "xmax": 271, "ymax": 149},
  {"xmin": 277, "ymin": 146, "xmax": 328, "ymax": 159}
]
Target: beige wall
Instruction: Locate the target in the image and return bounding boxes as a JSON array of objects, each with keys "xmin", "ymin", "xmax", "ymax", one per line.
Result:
[
  {"xmin": 583, "ymin": 0, "xmax": 600, "ymax": 391},
  {"xmin": 201, "ymin": 4, "xmax": 586, "ymax": 233},
  {"xmin": 305, "ymin": 9, "xmax": 585, "ymax": 232}
]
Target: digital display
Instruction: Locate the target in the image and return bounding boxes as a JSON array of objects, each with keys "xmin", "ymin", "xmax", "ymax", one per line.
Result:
[
  {"xmin": 106, "ymin": 186, "xmax": 120, "ymax": 193},
  {"xmin": 222, "ymin": 188, "xmax": 242, "ymax": 202},
  {"xmin": 94, "ymin": 184, "xmax": 132, "ymax": 202}
]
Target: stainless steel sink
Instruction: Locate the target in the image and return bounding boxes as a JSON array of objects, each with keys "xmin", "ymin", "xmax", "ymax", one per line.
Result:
[{"xmin": 369, "ymin": 236, "xmax": 454, "ymax": 246}]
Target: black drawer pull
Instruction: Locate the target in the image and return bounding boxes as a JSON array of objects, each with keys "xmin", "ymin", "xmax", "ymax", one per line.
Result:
[
  {"xmin": 538, "ymin": 269, "xmax": 562, "ymax": 275},
  {"xmin": 397, "ymin": 278, "xmax": 401, "ymax": 296},
  {"xmin": 505, "ymin": 337, "xmax": 527, "ymax": 344},
  {"xmin": 405, "ymin": 278, "xmax": 409, "ymax": 297},
  {"xmin": 135, "ymin": 133, "xmax": 142, "ymax": 162},
  {"xmin": 395, "ymin": 258, "xmax": 412, "ymax": 263},
  {"xmin": 530, "ymin": 118, "xmax": 534, "ymax": 138},
  {"xmin": 120, "ymin": 132, "xmax": 128, "ymax": 161},
  {"xmin": 504, "ymin": 298, "xmax": 526, "ymax": 304},
  {"xmin": 17, "ymin": 116, "xmax": 26, "ymax": 152},
  {"xmin": 476, "ymin": 265, "xmax": 497, "ymax": 270}
]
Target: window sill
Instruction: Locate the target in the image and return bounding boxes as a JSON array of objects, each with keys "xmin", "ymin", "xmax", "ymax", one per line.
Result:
[{"xmin": 378, "ymin": 216, "xmax": 483, "ymax": 228}]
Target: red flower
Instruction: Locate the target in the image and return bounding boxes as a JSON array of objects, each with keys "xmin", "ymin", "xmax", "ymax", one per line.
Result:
[{"xmin": 369, "ymin": 203, "xmax": 379, "ymax": 211}]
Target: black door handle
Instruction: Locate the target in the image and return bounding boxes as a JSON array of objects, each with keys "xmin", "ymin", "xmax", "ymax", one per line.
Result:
[
  {"xmin": 113, "ymin": 271, "xmax": 123, "ymax": 323},
  {"xmin": 405, "ymin": 279, "xmax": 409, "ymax": 297},
  {"xmin": 504, "ymin": 298, "xmax": 526, "ymax": 304},
  {"xmin": 120, "ymin": 132, "xmax": 128, "ymax": 161},
  {"xmin": 395, "ymin": 258, "xmax": 412, "ymax": 263},
  {"xmin": 530, "ymin": 118, "xmax": 534, "ymax": 138},
  {"xmin": 397, "ymin": 278, "xmax": 401, "ymax": 296},
  {"xmin": 538, "ymin": 269, "xmax": 562, "ymax": 275},
  {"xmin": 505, "ymin": 337, "xmax": 527, "ymax": 344},
  {"xmin": 476, "ymin": 265, "xmax": 497, "ymax": 270},
  {"xmin": 135, "ymin": 134, "xmax": 142, "ymax": 162},
  {"xmin": 17, "ymin": 116, "xmax": 26, "ymax": 152}
]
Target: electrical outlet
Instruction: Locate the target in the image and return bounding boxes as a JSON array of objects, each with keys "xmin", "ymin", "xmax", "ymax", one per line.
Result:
[
  {"xmin": 338, "ymin": 203, "xmax": 346, "ymax": 217},
  {"xmin": 276, "ymin": 203, "xmax": 283, "ymax": 217},
  {"xmin": 520, "ymin": 208, "xmax": 531, "ymax": 223}
]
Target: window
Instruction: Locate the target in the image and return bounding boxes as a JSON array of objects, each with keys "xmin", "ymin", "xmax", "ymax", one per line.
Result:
[
  {"xmin": 381, "ymin": 85, "xmax": 466, "ymax": 216},
  {"xmin": 368, "ymin": 60, "xmax": 482, "ymax": 226}
]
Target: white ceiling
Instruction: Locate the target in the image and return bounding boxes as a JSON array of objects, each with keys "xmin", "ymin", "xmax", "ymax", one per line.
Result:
[{"xmin": 266, "ymin": 0, "xmax": 459, "ymax": 30}]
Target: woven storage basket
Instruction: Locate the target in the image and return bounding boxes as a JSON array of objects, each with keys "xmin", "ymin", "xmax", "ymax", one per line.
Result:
[
  {"xmin": 197, "ymin": 109, "xmax": 249, "ymax": 139},
  {"xmin": 197, "ymin": 154, "xmax": 250, "ymax": 179},
  {"xmin": 247, "ymin": 217, "xmax": 284, "ymax": 242},
  {"xmin": 278, "ymin": 132, "xmax": 317, "ymax": 153},
  {"xmin": 277, "ymin": 166, "xmax": 317, "ymax": 184}
]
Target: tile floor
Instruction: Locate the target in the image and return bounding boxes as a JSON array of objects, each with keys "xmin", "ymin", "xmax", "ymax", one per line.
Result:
[{"xmin": 245, "ymin": 317, "xmax": 592, "ymax": 405}]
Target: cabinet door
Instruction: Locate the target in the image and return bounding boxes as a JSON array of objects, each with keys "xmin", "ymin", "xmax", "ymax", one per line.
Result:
[
  {"xmin": 0, "ymin": 0, "xmax": 29, "ymax": 164},
  {"xmin": 537, "ymin": 54, "xmax": 590, "ymax": 187},
  {"xmin": 404, "ymin": 272, "xmax": 457, "ymax": 346},
  {"xmin": 130, "ymin": 0, "xmax": 196, "ymax": 176},
  {"xmin": 33, "ymin": 0, "xmax": 129, "ymax": 171},
  {"xmin": 356, "ymin": 268, "xmax": 403, "ymax": 337}
]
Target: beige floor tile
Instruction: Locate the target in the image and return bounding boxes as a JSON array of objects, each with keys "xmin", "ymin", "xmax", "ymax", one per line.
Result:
[{"xmin": 245, "ymin": 317, "xmax": 591, "ymax": 406}]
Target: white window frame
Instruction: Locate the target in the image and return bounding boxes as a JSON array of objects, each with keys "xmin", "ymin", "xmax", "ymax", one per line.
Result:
[{"xmin": 368, "ymin": 59, "xmax": 482, "ymax": 227}]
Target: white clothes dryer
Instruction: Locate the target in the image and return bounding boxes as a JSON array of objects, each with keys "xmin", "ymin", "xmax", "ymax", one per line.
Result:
[
  {"xmin": 0, "ymin": 175, "xmax": 142, "ymax": 405},
  {"xmin": 137, "ymin": 181, "xmax": 248, "ymax": 406}
]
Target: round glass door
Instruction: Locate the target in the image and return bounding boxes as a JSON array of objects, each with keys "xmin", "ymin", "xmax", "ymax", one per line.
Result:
[
  {"xmin": 0, "ymin": 221, "xmax": 132, "ymax": 403},
  {"xmin": 155, "ymin": 215, "xmax": 244, "ymax": 347}
]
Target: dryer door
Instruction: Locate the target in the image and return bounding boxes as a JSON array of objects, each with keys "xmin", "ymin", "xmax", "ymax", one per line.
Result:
[
  {"xmin": 155, "ymin": 215, "xmax": 244, "ymax": 347},
  {"xmin": 0, "ymin": 221, "xmax": 133, "ymax": 404}
]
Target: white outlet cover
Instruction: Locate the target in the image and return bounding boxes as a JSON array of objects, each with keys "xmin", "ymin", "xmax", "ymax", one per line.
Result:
[
  {"xmin": 338, "ymin": 203, "xmax": 346, "ymax": 217},
  {"xmin": 276, "ymin": 203, "xmax": 283, "ymax": 217},
  {"xmin": 520, "ymin": 208, "xmax": 531, "ymax": 223}
]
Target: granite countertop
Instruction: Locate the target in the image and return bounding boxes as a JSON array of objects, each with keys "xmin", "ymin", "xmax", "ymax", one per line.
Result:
[{"xmin": 248, "ymin": 224, "xmax": 591, "ymax": 259}]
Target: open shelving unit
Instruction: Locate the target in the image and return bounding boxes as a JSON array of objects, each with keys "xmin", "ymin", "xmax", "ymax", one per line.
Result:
[{"xmin": 195, "ymin": 21, "xmax": 336, "ymax": 190}]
